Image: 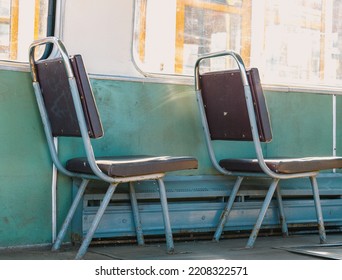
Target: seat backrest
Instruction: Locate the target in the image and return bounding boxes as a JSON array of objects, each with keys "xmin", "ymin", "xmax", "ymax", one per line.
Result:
[
  {"xmin": 199, "ymin": 68, "xmax": 272, "ymax": 142},
  {"xmin": 35, "ymin": 54, "xmax": 103, "ymax": 138}
]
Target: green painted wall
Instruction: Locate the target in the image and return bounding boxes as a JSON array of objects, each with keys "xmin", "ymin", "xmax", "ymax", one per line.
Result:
[
  {"xmin": 337, "ymin": 95, "xmax": 342, "ymax": 156},
  {"xmin": 0, "ymin": 69, "xmax": 340, "ymax": 247},
  {"xmin": 0, "ymin": 70, "xmax": 54, "ymax": 246},
  {"xmin": 266, "ymin": 91, "xmax": 334, "ymax": 158}
]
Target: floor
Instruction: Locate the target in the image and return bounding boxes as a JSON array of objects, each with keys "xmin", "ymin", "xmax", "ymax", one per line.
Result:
[{"xmin": 1, "ymin": 233, "xmax": 342, "ymax": 260}]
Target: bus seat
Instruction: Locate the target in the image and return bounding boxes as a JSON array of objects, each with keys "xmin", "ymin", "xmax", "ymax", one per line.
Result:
[
  {"xmin": 194, "ymin": 51, "xmax": 342, "ymax": 248},
  {"xmin": 29, "ymin": 37, "xmax": 198, "ymax": 260}
]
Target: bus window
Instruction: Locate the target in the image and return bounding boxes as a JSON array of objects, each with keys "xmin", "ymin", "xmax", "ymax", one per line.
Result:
[
  {"xmin": 259, "ymin": 0, "xmax": 342, "ymax": 88},
  {"xmin": 134, "ymin": 0, "xmax": 250, "ymax": 76},
  {"xmin": 0, "ymin": 0, "xmax": 52, "ymax": 62},
  {"xmin": 134, "ymin": 0, "xmax": 342, "ymax": 90}
]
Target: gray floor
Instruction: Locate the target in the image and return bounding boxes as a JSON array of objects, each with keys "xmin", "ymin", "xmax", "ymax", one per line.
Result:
[{"xmin": 1, "ymin": 233, "xmax": 342, "ymax": 260}]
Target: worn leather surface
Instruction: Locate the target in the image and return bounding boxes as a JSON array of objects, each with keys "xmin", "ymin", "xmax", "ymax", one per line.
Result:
[
  {"xmin": 35, "ymin": 55, "xmax": 103, "ymax": 138},
  {"xmin": 66, "ymin": 155, "xmax": 198, "ymax": 177},
  {"xmin": 220, "ymin": 157, "xmax": 342, "ymax": 173},
  {"xmin": 200, "ymin": 68, "xmax": 272, "ymax": 142}
]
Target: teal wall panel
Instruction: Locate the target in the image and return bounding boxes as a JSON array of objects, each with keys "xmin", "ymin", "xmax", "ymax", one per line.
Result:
[
  {"xmin": 337, "ymin": 95, "xmax": 342, "ymax": 157},
  {"xmin": 0, "ymin": 70, "xmax": 53, "ymax": 246},
  {"xmin": 0, "ymin": 68, "xmax": 341, "ymax": 247},
  {"xmin": 265, "ymin": 91, "xmax": 333, "ymax": 158}
]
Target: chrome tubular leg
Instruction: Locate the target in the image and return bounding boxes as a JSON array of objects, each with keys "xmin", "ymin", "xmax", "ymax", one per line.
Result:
[
  {"xmin": 275, "ymin": 184, "xmax": 288, "ymax": 237},
  {"xmin": 157, "ymin": 178, "xmax": 174, "ymax": 254},
  {"xmin": 246, "ymin": 178, "xmax": 279, "ymax": 248},
  {"xmin": 75, "ymin": 183, "xmax": 117, "ymax": 260},
  {"xmin": 213, "ymin": 176, "xmax": 243, "ymax": 242},
  {"xmin": 310, "ymin": 176, "xmax": 327, "ymax": 244},
  {"xmin": 129, "ymin": 182, "xmax": 145, "ymax": 246},
  {"xmin": 52, "ymin": 179, "xmax": 89, "ymax": 251}
]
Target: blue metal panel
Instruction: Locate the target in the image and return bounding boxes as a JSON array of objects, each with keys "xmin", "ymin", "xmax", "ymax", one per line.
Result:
[
  {"xmin": 82, "ymin": 199, "xmax": 342, "ymax": 238},
  {"xmin": 75, "ymin": 175, "xmax": 342, "ymax": 239}
]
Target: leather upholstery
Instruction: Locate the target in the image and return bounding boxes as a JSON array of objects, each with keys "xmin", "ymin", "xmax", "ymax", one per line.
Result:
[
  {"xmin": 66, "ymin": 155, "xmax": 198, "ymax": 177},
  {"xmin": 200, "ymin": 68, "xmax": 272, "ymax": 142},
  {"xmin": 36, "ymin": 55, "xmax": 103, "ymax": 138},
  {"xmin": 220, "ymin": 157, "xmax": 342, "ymax": 174}
]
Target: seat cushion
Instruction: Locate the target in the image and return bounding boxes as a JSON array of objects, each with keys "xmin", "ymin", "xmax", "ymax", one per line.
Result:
[
  {"xmin": 200, "ymin": 68, "xmax": 272, "ymax": 142},
  {"xmin": 219, "ymin": 157, "xmax": 342, "ymax": 174},
  {"xmin": 66, "ymin": 155, "xmax": 198, "ymax": 177},
  {"xmin": 35, "ymin": 55, "xmax": 103, "ymax": 138}
]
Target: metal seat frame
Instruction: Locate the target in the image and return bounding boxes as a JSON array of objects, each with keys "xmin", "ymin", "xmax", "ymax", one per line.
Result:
[
  {"xmin": 194, "ymin": 51, "xmax": 327, "ymax": 248},
  {"xmin": 28, "ymin": 37, "xmax": 197, "ymax": 259}
]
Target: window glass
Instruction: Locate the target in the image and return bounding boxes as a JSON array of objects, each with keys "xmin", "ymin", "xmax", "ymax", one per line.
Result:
[
  {"xmin": 0, "ymin": 0, "xmax": 51, "ymax": 62},
  {"xmin": 134, "ymin": 0, "xmax": 250, "ymax": 75},
  {"xmin": 134, "ymin": 0, "xmax": 342, "ymax": 89},
  {"xmin": 259, "ymin": 0, "xmax": 342, "ymax": 87}
]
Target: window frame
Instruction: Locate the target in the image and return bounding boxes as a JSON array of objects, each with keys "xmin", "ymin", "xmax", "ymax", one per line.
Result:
[{"xmin": 0, "ymin": 0, "xmax": 56, "ymax": 70}]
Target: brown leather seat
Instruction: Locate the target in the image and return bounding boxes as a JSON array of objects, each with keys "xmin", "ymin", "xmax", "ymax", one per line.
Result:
[
  {"xmin": 200, "ymin": 68, "xmax": 272, "ymax": 142},
  {"xmin": 67, "ymin": 156, "xmax": 198, "ymax": 177},
  {"xmin": 30, "ymin": 37, "xmax": 198, "ymax": 259},
  {"xmin": 195, "ymin": 51, "xmax": 337, "ymax": 249},
  {"xmin": 220, "ymin": 157, "xmax": 342, "ymax": 174}
]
